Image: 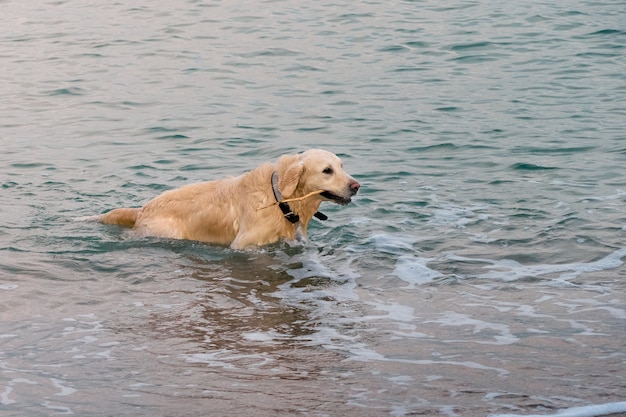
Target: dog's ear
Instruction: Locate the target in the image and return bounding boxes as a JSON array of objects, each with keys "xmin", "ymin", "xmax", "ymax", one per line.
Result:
[{"xmin": 277, "ymin": 154, "xmax": 304, "ymax": 198}]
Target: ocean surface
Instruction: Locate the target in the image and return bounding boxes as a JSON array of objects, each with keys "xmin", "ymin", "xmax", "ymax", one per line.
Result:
[{"xmin": 1, "ymin": 0, "xmax": 625, "ymax": 416}]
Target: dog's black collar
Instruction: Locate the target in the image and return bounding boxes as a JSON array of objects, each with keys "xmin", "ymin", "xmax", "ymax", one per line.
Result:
[
  {"xmin": 271, "ymin": 172, "xmax": 299, "ymax": 223},
  {"xmin": 271, "ymin": 172, "xmax": 327, "ymax": 224}
]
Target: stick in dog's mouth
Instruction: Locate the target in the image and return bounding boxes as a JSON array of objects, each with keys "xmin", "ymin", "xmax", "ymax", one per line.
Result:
[{"xmin": 257, "ymin": 189, "xmax": 325, "ymax": 211}]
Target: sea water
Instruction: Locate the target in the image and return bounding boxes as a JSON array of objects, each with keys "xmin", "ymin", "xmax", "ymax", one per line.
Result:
[{"xmin": 1, "ymin": 0, "xmax": 625, "ymax": 416}]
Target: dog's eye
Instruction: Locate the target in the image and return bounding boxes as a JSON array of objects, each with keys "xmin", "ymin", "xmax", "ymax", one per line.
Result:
[{"xmin": 322, "ymin": 167, "xmax": 334, "ymax": 175}]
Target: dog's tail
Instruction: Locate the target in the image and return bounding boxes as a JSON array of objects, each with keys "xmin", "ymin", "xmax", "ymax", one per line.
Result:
[{"xmin": 78, "ymin": 208, "xmax": 140, "ymax": 228}]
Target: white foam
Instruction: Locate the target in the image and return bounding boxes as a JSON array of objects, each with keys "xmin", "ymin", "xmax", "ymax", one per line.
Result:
[
  {"xmin": 95, "ymin": 349, "xmax": 113, "ymax": 359},
  {"xmin": 277, "ymin": 248, "xmax": 360, "ymax": 306},
  {"xmin": 393, "ymin": 255, "xmax": 443, "ymax": 286},
  {"xmin": 51, "ymin": 378, "xmax": 76, "ymax": 396},
  {"xmin": 593, "ymin": 306, "xmax": 626, "ymax": 319},
  {"xmin": 371, "ymin": 303, "xmax": 415, "ymax": 322},
  {"xmin": 365, "ymin": 233, "xmax": 419, "ymax": 254},
  {"xmin": 426, "ymin": 311, "xmax": 519, "ymax": 345},
  {"xmin": 241, "ymin": 331, "xmax": 279, "ymax": 344},
  {"xmin": 0, "ymin": 386, "xmax": 15, "ymax": 406},
  {"xmin": 447, "ymin": 247, "xmax": 626, "ymax": 282},
  {"xmin": 388, "ymin": 375, "xmax": 413, "ymax": 385},
  {"xmin": 356, "ymin": 233, "xmax": 447, "ymax": 285},
  {"xmin": 429, "ymin": 204, "xmax": 488, "ymax": 228},
  {"xmin": 41, "ymin": 401, "xmax": 73, "ymax": 415},
  {"xmin": 0, "ymin": 284, "xmax": 18, "ymax": 290},
  {"xmin": 341, "ymin": 341, "xmax": 509, "ymax": 376},
  {"xmin": 489, "ymin": 401, "xmax": 626, "ymax": 417}
]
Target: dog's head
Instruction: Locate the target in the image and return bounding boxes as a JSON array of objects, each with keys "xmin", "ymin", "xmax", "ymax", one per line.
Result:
[{"xmin": 277, "ymin": 149, "xmax": 360, "ymax": 204}]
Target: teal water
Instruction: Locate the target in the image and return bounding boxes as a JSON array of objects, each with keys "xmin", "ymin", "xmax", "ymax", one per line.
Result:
[{"xmin": 1, "ymin": 1, "xmax": 625, "ymax": 416}]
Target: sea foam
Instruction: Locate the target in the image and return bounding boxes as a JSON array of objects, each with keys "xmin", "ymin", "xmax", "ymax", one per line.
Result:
[
  {"xmin": 447, "ymin": 247, "xmax": 626, "ymax": 282},
  {"xmin": 489, "ymin": 400, "xmax": 626, "ymax": 417}
]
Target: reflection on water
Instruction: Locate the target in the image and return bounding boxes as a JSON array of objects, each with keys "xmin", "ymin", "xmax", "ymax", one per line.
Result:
[
  {"xmin": 1, "ymin": 233, "xmax": 625, "ymax": 416},
  {"xmin": 151, "ymin": 252, "xmax": 318, "ymax": 353}
]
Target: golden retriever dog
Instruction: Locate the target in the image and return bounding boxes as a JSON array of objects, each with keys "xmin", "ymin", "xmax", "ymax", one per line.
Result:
[{"xmin": 93, "ymin": 149, "xmax": 360, "ymax": 249}]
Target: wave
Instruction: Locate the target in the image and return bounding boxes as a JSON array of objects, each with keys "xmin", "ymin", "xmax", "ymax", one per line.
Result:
[
  {"xmin": 489, "ymin": 400, "xmax": 626, "ymax": 417},
  {"xmin": 446, "ymin": 247, "xmax": 626, "ymax": 283}
]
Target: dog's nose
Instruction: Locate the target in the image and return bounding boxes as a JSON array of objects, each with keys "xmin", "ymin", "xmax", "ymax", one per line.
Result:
[{"xmin": 349, "ymin": 180, "xmax": 360, "ymax": 195}]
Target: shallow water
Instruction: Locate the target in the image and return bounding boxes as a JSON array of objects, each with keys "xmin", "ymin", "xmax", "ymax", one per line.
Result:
[{"xmin": 1, "ymin": 0, "xmax": 625, "ymax": 416}]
